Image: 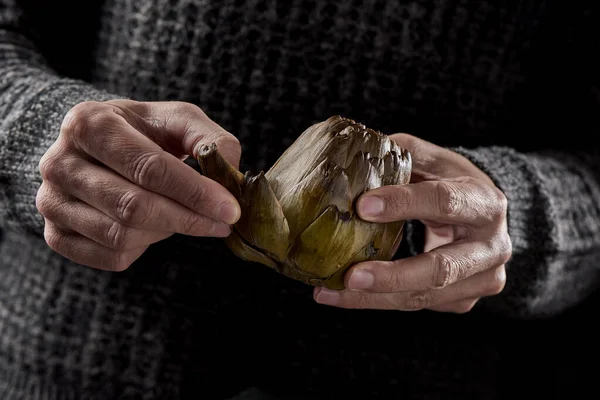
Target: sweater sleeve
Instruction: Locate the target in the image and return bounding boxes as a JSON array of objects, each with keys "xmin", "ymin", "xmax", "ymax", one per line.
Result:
[
  {"xmin": 0, "ymin": 1, "xmax": 122, "ymax": 236},
  {"xmin": 453, "ymin": 147, "xmax": 600, "ymax": 318}
]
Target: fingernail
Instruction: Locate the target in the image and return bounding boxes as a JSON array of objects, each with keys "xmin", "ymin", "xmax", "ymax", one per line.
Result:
[
  {"xmin": 217, "ymin": 202, "xmax": 240, "ymax": 224},
  {"xmin": 315, "ymin": 288, "xmax": 340, "ymax": 305},
  {"xmin": 348, "ymin": 269, "xmax": 374, "ymax": 290},
  {"xmin": 359, "ymin": 196, "xmax": 385, "ymax": 217}
]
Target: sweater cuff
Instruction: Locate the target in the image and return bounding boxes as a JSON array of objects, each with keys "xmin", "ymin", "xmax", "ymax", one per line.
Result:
[{"xmin": 0, "ymin": 76, "xmax": 124, "ymax": 236}]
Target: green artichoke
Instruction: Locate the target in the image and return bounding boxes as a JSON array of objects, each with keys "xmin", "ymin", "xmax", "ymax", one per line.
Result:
[{"xmin": 197, "ymin": 116, "xmax": 412, "ymax": 290}]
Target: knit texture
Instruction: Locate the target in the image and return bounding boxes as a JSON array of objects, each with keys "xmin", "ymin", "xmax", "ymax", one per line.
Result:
[{"xmin": 2, "ymin": 1, "xmax": 600, "ymax": 399}]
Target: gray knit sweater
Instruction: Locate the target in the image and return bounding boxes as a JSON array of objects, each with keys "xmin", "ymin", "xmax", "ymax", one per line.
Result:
[{"xmin": 1, "ymin": 1, "xmax": 599, "ymax": 399}]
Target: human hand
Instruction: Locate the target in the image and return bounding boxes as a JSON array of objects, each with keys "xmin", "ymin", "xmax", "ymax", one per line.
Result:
[
  {"xmin": 314, "ymin": 134, "xmax": 512, "ymax": 313},
  {"xmin": 36, "ymin": 100, "xmax": 241, "ymax": 271}
]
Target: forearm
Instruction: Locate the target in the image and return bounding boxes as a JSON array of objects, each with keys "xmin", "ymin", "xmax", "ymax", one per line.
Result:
[
  {"xmin": 450, "ymin": 146, "xmax": 600, "ymax": 318},
  {"xmin": 0, "ymin": 27, "xmax": 121, "ymax": 235}
]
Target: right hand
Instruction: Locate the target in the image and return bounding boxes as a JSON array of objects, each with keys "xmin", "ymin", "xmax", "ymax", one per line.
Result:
[{"xmin": 36, "ymin": 99, "xmax": 242, "ymax": 271}]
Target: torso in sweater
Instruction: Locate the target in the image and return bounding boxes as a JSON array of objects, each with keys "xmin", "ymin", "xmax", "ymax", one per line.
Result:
[{"xmin": 27, "ymin": 0, "xmax": 592, "ymax": 172}]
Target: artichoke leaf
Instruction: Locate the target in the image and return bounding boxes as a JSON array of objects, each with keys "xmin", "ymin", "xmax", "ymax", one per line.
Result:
[
  {"xmin": 224, "ymin": 230, "xmax": 279, "ymax": 270},
  {"xmin": 383, "ymin": 148, "xmax": 412, "ymax": 187},
  {"xmin": 345, "ymin": 128, "xmax": 393, "ymax": 161},
  {"xmin": 289, "ymin": 205, "xmax": 377, "ymax": 280},
  {"xmin": 266, "ymin": 117, "xmax": 354, "ymax": 199},
  {"xmin": 382, "ymin": 151, "xmax": 401, "ymax": 186},
  {"xmin": 279, "ymin": 159, "xmax": 352, "ymax": 241},
  {"xmin": 266, "ymin": 117, "xmax": 351, "ymax": 179},
  {"xmin": 314, "ymin": 222, "xmax": 403, "ymax": 289},
  {"xmin": 311, "ymin": 244, "xmax": 375, "ymax": 290},
  {"xmin": 366, "ymin": 157, "xmax": 385, "ymax": 191},
  {"xmin": 398, "ymin": 148, "xmax": 412, "ymax": 186},
  {"xmin": 345, "ymin": 151, "xmax": 373, "ymax": 199},
  {"xmin": 236, "ymin": 172, "xmax": 291, "ymax": 262},
  {"xmin": 371, "ymin": 221, "xmax": 405, "ymax": 261}
]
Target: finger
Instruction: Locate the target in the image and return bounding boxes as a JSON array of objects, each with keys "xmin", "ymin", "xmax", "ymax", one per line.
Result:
[
  {"xmin": 61, "ymin": 102, "xmax": 241, "ymax": 224},
  {"xmin": 427, "ymin": 298, "xmax": 480, "ymax": 314},
  {"xmin": 389, "ymin": 133, "xmax": 493, "ymax": 184},
  {"xmin": 43, "ymin": 220, "xmax": 147, "ymax": 271},
  {"xmin": 106, "ymin": 99, "xmax": 242, "ymax": 168},
  {"xmin": 346, "ymin": 238, "xmax": 511, "ymax": 292},
  {"xmin": 43, "ymin": 156, "xmax": 232, "ymax": 237},
  {"xmin": 37, "ymin": 183, "xmax": 172, "ymax": 249},
  {"xmin": 356, "ymin": 178, "xmax": 507, "ymax": 226},
  {"xmin": 315, "ymin": 265, "xmax": 506, "ymax": 310}
]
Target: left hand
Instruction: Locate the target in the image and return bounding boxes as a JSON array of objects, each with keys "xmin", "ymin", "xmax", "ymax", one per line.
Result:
[{"xmin": 313, "ymin": 133, "xmax": 512, "ymax": 314}]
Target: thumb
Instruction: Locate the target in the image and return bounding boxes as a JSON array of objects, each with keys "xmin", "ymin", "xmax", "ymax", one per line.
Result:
[{"xmin": 106, "ymin": 99, "xmax": 242, "ymax": 169}]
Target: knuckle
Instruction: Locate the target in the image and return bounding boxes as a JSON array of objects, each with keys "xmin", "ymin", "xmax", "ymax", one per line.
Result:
[
  {"xmin": 129, "ymin": 151, "xmax": 168, "ymax": 189},
  {"xmin": 173, "ymin": 102, "xmax": 209, "ymax": 126},
  {"xmin": 488, "ymin": 186, "xmax": 508, "ymax": 219},
  {"xmin": 380, "ymin": 267, "xmax": 403, "ymax": 292},
  {"xmin": 177, "ymin": 101, "xmax": 204, "ymax": 116},
  {"xmin": 44, "ymin": 226, "xmax": 64, "ymax": 251},
  {"xmin": 497, "ymin": 234, "xmax": 513, "ymax": 264},
  {"xmin": 405, "ymin": 291, "xmax": 432, "ymax": 310},
  {"xmin": 107, "ymin": 221, "xmax": 131, "ymax": 250},
  {"xmin": 494, "ymin": 187, "xmax": 508, "ymax": 213},
  {"xmin": 488, "ymin": 234, "xmax": 513, "ymax": 265},
  {"xmin": 107, "ymin": 252, "xmax": 131, "ymax": 272},
  {"xmin": 38, "ymin": 150, "xmax": 66, "ymax": 183},
  {"xmin": 435, "ymin": 182, "xmax": 462, "ymax": 217},
  {"xmin": 36, "ymin": 196, "xmax": 56, "ymax": 220},
  {"xmin": 430, "ymin": 251, "xmax": 459, "ymax": 289},
  {"xmin": 488, "ymin": 266, "xmax": 507, "ymax": 295},
  {"xmin": 116, "ymin": 190, "xmax": 150, "ymax": 226},
  {"xmin": 35, "ymin": 185, "xmax": 53, "ymax": 217},
  {"xmin": 61, "ymin": 101, "xmax": 104, "ymax": 141},
  {"xmin": 105, "ymin": 103, "xmax": 129, "ymax": 120},
  {"xmin": 89, "ymin": 106, "xmax": 120, "ymax": 132}
]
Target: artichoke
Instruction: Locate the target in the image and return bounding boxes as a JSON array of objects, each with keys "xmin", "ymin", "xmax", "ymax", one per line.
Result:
[{"xmin": 197, "ymin": 116, "xmax": 411, "ymax": 290}]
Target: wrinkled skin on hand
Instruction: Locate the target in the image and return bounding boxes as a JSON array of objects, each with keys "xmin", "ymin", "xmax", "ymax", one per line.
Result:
[
  {"xmin": 314, "ymin": 134, "xmax": 512, "ymax": 314},
  {"xmin": 36, "ymin": 100, "xmax": 242, "ymax": 271}
]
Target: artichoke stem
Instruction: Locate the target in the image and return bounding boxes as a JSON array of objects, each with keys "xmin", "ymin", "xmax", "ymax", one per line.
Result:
[{"xmin": 197, "ymin": 142, "xmax": 244, "ymax": 200}]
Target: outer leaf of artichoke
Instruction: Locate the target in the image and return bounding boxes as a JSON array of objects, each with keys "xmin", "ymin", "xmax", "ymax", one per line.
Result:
[{"xmin": 197, "ymin": 116, "xmax": 411, "ymax": 290}]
